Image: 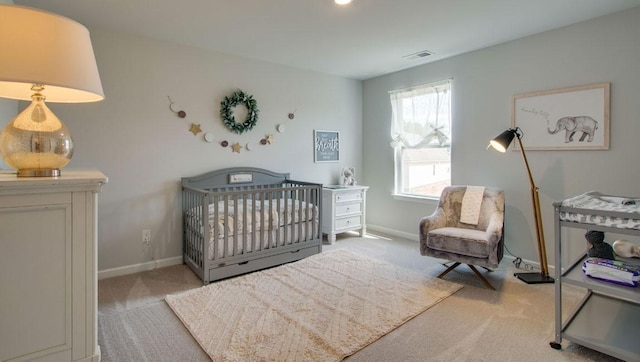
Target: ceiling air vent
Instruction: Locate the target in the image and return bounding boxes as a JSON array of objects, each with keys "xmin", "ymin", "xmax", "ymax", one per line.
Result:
[{"xmin": 402, "ymin": 50, "xmax": 433, "ymax": 60}]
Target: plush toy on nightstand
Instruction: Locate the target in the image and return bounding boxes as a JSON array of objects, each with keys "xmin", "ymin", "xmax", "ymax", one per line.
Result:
[
  {"xmin": 341, "ymin": 167, "xmax": 357, "ymax": 186},
  {"xmin": 585, "ymin": 230, "xmax": 615, "ymax": 260}
]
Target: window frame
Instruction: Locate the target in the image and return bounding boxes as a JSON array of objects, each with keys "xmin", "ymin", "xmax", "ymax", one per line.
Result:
[{"xmin": 389, "ymin": 79, "xmax": 452, "ymax": 201}]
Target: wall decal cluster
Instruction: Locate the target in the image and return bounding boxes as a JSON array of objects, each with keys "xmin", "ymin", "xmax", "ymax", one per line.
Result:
[{"xmin": 167, "ymin": 90, "xmax": 298, "ymax": 154}]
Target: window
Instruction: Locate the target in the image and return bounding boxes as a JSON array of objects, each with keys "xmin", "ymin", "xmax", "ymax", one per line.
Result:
[{"xmin": 390, "ymin": 79, "xmax": 451, "ymax": 199}]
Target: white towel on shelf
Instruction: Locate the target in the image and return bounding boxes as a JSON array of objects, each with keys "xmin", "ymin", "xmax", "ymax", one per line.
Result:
[{"xmin": 460, "ymin": 186, "xmax": 485, "ymax": 225}]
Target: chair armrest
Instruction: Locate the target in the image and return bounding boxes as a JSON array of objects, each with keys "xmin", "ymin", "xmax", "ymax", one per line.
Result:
[
  {"xmin": 419, "ymin": 207, "xmax": 447, "ymax": 240},
  {"xmin": 484, "ymin": 213, "xmax": 504, "ymax": 244}
]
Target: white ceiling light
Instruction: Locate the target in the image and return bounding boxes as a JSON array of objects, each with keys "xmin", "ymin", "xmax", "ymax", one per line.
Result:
[{"xmin": 335, "ymin": 0, "xmax": 352, "ymax": 5}]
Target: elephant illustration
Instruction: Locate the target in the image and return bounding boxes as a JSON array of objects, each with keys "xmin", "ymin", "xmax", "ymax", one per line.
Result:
[{"xmin": 547, "ymin": 116, "xmax": 598, "ymax": 143}]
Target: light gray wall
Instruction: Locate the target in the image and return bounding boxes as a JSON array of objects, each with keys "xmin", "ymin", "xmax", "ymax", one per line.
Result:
[
  {"xmin": 362, "ymin": 7, "xmax": 640, "ymax": 266},
  {"xmin": 47, "ymin": 28, "xmax": 362, "ymax": 271}
]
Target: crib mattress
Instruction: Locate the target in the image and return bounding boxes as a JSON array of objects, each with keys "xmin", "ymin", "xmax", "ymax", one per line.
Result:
[
  {"xmin": 205, "ymin": 199, "xmax": 317, "ymax": 237},
  {"xmin": 559, "ymin": 191, "xmax": 640, "ymax": 230},
  {"xmin": 208, "ymin": 223, "xmax": 318, "ymax": 260},
  {"xmin": 187, "ymin": 199, "xmax": 317, "ymax": 238},
  {"xmin": 207, "ymin": 202, "xmax": 278, "ymax": 237},
  {"xmin": 186, "ymin": 198, "xmax": 318, "ymax": 259}
]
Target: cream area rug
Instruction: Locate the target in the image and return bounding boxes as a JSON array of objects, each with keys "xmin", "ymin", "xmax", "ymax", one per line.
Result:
[{"xmin": 165, "ymin": 249, "xmax": 463, "ymax": 361}]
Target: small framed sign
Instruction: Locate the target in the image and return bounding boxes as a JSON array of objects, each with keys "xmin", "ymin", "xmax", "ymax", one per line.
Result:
[
  {"xmin": 314, "ymin": 130, "xmax": 340, "ymax": 163},
  {"xmin": 228, "ymin": 173, "xmax": 253, "ymax": 184}
]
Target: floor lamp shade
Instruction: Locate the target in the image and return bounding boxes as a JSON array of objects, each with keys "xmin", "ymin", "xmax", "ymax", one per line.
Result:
[
  {"xmin": 488, "ymin": 129, "xmax": 516, "ymax": 153},
  {"xmin": 489, "ymin": 127, "xmax": 554, "ymax": 284},
  {"xmin": 0, "ymin": 4, "xmax": 104, "ymax": 177}
]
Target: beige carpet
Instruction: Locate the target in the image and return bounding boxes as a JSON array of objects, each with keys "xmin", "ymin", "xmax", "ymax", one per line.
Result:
[{"xmin": 165, "ymin": 249, "xmax": 462, "ymax": 361}]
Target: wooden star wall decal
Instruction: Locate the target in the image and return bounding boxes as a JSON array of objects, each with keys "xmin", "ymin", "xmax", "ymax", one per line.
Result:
[
  {"xmin": 189, "ymin": 123, "xmax": 202, "ymax": 135},
  {"xmin": 231, "ymin": 142, "xmax": 243, "ymax": 153},
  {"xmin": 265, "ymin": 134, "xmax": 274, "ymax": 144}
]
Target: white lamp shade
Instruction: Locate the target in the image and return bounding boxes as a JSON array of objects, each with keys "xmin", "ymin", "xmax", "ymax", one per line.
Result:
[{"xmin": 0, "ymin": 4, "xmax": 104, "ymax": 102}]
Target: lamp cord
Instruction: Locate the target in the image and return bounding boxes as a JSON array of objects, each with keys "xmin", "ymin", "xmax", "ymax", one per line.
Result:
[{"xmin": 504, "ymin": 243, "xmax": 537, "ymax": 271}]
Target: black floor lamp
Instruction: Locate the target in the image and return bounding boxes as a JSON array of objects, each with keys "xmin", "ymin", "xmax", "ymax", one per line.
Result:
[{"xmin": 489, "ymin": 127, "xmax": 554, "ymax": 284}]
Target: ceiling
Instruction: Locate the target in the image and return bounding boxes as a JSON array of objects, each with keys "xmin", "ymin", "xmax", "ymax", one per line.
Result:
[{"xmin": 13, "ymin": 0, "xmax": 640, "ymax": 80}]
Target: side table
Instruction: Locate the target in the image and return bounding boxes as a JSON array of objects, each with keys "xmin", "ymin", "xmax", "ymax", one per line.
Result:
[{"xmin": 322, "ymin": 185, "xmax": 369, "ymax": 244}]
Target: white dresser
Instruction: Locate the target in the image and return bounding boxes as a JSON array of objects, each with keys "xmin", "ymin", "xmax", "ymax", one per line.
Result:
[
  {"xmin": 0, "ymin": 170, "xmax": 107, "ymax": 362},
  {"xmin": 322, "ymin": 185, "xmax": 369, "ymax": 244}
]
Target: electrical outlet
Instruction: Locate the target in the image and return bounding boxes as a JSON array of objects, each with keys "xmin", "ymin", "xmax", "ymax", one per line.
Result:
[{"xmin": 142, "ymin": 229, "xmax": 151, "ymax": 245}]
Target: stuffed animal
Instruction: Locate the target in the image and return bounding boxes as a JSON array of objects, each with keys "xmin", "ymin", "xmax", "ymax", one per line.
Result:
[
  {"xmin": 341, "ymin": 167, "xmax": 356, "ymax": 186},
  {"xmin": 585, "ymin": 230, "xmax": 615, "ymax": 260},
  {"xmin": 612, "ymin": 240, "xmax": 640, "ymax": 258}
]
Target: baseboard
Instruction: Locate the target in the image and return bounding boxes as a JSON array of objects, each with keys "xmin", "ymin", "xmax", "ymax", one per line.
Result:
[
  {"xmin": 98, "ymin": 256, "xmax": 183, "ymax": 280},
  {"xmin": 97, "ymin": 229, "xmax": 556, "ymax": 280},
  {"xmin": 366, "ymin": 224, "xmax": 419, "ymax": 242},
  {"xmin": 365, "ymin": 223, "xmax": 556, "ymax": 276}
]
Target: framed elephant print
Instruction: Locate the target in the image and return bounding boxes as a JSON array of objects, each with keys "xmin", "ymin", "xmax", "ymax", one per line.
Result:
[{"xmin": 511, "ymin": 82, "xmax": 610, "ymax": 150}]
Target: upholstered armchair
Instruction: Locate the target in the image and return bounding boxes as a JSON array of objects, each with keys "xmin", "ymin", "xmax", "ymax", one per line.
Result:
[{"xmin": 419, "ymin": 185, "xmax": 505, "ymax": 290}]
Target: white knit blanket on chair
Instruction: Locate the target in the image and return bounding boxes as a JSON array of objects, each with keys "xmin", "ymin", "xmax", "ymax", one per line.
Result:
[{"xmin": 460, "ymin": 186, "xmax": 485, "ymax": 225}]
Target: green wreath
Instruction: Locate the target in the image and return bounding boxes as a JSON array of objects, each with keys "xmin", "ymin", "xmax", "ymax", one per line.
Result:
[{"xmin": 220, "ymin": 90, "xmax": 259, "ymax": 134}]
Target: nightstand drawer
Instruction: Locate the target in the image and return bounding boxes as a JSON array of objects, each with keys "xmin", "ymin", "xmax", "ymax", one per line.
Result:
[
  {"xmin": 335, "ymin": 215, "xmax": 362, "ymax": 230},
  {"xmin": 335, "ymin": 202, "xmax": 361, "ymax": 216},
  {"xmin": 335, "ymin": 191, "xmax": 362, "ymax": 203}
]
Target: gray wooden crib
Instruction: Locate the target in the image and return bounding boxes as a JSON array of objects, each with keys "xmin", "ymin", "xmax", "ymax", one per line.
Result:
[{"xmin": 182, "ymin": 167, "xmax": 323, "ymax": 284}]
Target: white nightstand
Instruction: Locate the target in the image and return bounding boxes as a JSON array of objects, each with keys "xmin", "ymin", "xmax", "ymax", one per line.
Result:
[{"xmin": 322, "ymin": 185, "xmax": 369, "ymax": 244}]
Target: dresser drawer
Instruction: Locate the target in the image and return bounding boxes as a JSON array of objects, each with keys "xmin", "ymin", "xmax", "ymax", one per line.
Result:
[
  {"xmin": 335, "ymin": 215, "xmax": 362, "ymax": 230},
  {"xmin": 335, "ymin": 202, "xmax": 361, "ymax": 216},
  {"xmin": 335, "ymin": 191, "xmax": 363, "ymax": 203}
]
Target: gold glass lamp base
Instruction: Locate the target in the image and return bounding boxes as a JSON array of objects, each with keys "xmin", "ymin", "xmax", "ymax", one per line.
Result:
[
  {"xmin": 16, "ymin": 168, "xmax": 61, "ymax": 177},
  {"xmin": 0, "ymin": 89, "xmax": 73, "ymax": 178}
]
